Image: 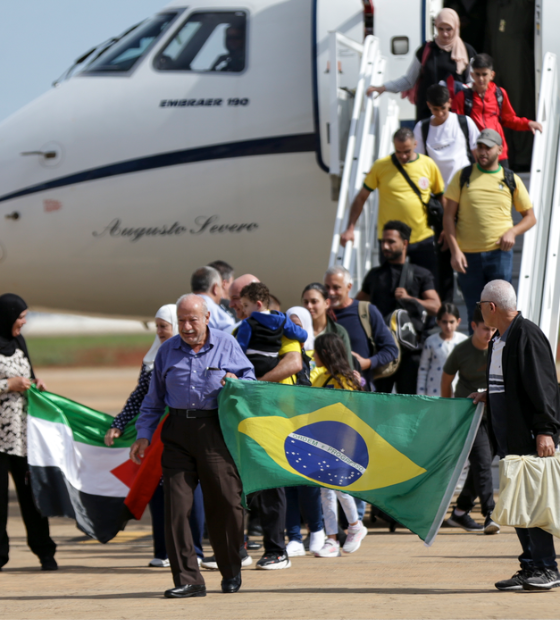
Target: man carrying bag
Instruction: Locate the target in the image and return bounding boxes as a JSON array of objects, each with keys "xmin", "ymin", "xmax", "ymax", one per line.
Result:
[
  {"xmin": 472, "ymin": 280, "xmax": 560, "ymax": 592},
  {"xmin": 340, "ymin": 127, "xmax": 444, "ymax": 282}
]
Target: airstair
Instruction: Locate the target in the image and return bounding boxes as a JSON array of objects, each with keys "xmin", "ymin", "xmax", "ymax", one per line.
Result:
[
  {"xmin": 328, "ymin": 34, "xmax": 560, "ymax": 350},
  {"xmin": 328, "ymin": 34, "xmax": 399, "ymax": 287}
]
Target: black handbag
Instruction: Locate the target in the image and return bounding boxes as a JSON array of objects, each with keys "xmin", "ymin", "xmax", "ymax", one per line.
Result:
[{"xmin": 391, "ymin": 154, "xmax": 443, "ymax": 234}]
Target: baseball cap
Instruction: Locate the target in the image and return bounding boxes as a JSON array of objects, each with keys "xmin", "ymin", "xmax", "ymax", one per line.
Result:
[{"xmin": 477, "ymin": 128, "xmax": 502, "ymax": 148}]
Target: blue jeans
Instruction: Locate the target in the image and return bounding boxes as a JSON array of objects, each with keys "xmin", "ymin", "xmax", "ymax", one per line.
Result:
[
  {"xmin": 457, "ymin": 249, "xmax": 513, "ymax": 330},
  {"xmin": 355, "ymin": 498, "xmax": 366, "ymax": 521},
  {"xmin": 285, "ymin": 486, "xmax": 323, "ymax": 542},
  {"xmin": 516, "ymin": 527, "xmax": 557, "ymax": 571}
]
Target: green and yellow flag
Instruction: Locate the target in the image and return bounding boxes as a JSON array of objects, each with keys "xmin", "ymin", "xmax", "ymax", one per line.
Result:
[{"xmin": 218, "ymin": 380, "xmax": 482, "ymax": 545}]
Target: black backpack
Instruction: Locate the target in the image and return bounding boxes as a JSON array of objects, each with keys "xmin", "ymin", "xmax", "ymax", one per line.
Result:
[
  {"xmin": 463, "ymin": 86, "xmax": 504, "ymax": 120},
  {"xmin": 459, "ymin": 164, "xmax": 516, "ymax": 200},
  {"xmin": 421, "ymin": 115, "xmax": 475, "ymax": 164},
  {"xmin": 295, "ymin": 351, "xmax": 312, "ymax": 386}
]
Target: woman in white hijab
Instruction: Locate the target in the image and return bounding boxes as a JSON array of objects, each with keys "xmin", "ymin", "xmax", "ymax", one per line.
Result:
[
  {"xmin": 104, "ymin": 304, "xmax": 178, "ymax": 447},
  {"xmin": 366, "ymin": 7, "xmax": 475, "ymax": 121},
  {"xmin": 104, "ymin": 304, "xmax": 182, "ymax": 568}
]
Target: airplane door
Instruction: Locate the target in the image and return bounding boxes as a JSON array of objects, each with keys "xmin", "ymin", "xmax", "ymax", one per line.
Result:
[
  {"xmin": 314, "ymin": 0, "xmax": 364, "ymax": 172},
  {"xmin": 372, "ymin": 0, "xmax": 430, "ymax": 123}
]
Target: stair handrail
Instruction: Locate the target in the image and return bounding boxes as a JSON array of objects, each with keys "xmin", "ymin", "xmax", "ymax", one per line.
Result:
[
  {"xmin": 517, "ymin": 52, "xmax": 560, "ymax": 325},
  {"xmin": 328, "ymin": 34, "xmax": 395, "ymax": 292}
]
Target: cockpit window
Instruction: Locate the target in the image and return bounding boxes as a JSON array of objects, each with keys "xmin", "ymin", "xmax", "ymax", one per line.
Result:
[
  {"xmin": 154, "ymin": 11, "xmax": 247, "ymax": 73},
  {"xmin": 83, "ymin": 12, "xmax": 180, "ymax": 74}
]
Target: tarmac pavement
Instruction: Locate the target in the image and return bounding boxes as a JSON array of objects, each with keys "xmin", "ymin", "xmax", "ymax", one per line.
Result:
[{"xmin": 2, "ymin": 367, "xmax": 557, "ymax": 620}]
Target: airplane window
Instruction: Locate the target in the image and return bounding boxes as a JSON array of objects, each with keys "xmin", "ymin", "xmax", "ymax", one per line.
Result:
[
  {"xmin": 391, "ymin": 36, "xmax": 409, "ymax": 56},
  {"xmin": 154, "ymin": 11, "xmax": 247, "ymax": 73},
  {"xmin": 83, "ymin": 11, "xmax": 180, "ymax": 74}
]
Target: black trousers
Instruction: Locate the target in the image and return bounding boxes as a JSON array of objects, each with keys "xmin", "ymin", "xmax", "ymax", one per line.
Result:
[
  {"xmin": 253, "ymin": 487, "xmax": 287, "ymax": 554},
  {"xmin": 0, "ymin": 452, "xmax": 56, "ymax": 567},
  {"xmin": 161, "ymin": 414, "xmax": 244, "ymax": 586},
  {"xmin": 516, "ymin": 527, "xmax": 557, "ymax": 571},
  {"xmin": 455, "ymin": 419, "xmax": 496, "ymax": 517},
  {"xmin": 407, "ymin": 236, "xmax": 437, "ymax": 278},
  {"xmin": 375, "ymin": 350, "xmax": 421, "ymax": 395}
]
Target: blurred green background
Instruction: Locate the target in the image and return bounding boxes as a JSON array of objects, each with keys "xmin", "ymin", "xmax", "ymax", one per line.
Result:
[{"xmin": 27, "ymin": 334, "xmax": 154, "ymax": 367}]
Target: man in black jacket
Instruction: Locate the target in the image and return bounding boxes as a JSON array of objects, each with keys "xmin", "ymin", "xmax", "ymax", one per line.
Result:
[{"xmin": 472, "ymin": 280, "xmax": 560, "ymax": 592}]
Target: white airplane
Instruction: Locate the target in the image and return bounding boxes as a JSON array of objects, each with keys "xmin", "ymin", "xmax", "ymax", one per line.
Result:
[
  {"xmin": 0, "ymin": 0, "xmax": 443, "ymax": 316},
  {"xmin": 8, "ymin": 0, "xmax": 556, "ymax": 318}
]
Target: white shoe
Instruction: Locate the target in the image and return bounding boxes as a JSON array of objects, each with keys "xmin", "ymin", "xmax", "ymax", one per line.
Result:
[
  {"xmin": 149, "ymin": 558, "xmax": 170, "ymax": 568},
  {"xmin": 200, "ymin": 555, "xmax": 218, "ymax": 570},
  {"xmin": 309, "ymin": 529, "xmax": 326, "ymax": 554},
  {"xmin": 242, "ymin": 554, "xmax": 253, "ymax": 567},
  {"xmin": 286, "ymin": 540, "xmax": 306, "ymax": 557},
  {"xmin": 342, "ymin": 521, "xmax": 368, "ymax": 554},
  {"xmin": 197, "ymin": 556, "xmax": 202, "ymax": 567},
  {"xmin": 314, "ymin": 539, "xmax": 341, "ymax": 558}
]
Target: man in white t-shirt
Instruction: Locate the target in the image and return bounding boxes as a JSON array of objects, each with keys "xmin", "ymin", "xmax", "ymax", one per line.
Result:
[
  {"xmin": 414, "ymin": 84, "xmax": 480, "ymax": 188},
  {"xmin": 413, "ymin": 83, "xmax": 480, "ymax": 302}
]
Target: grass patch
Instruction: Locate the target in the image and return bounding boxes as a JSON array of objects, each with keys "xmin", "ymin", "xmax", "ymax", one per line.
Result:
[{"xmin": 26, "ymin": 333, "xmax": 155, "ymax": 367}]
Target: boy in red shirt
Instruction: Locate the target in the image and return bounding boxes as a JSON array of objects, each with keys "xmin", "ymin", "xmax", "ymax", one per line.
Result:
[{"xmin": 453, "ymin": 54, "xmax": 542, "ymax": 168}]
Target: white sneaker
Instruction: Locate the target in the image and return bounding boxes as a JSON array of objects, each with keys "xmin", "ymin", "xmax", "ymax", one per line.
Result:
[
  {"xmin": 242, "ymin": 554, "xmax": 253, "ymax": 567},
  {"xmin": 286, "ymin": 540, "xmax": 306, "ymax": 557},
  {"xmin": 149, "ymin": 558, "xmax": 170, "ymax": 568},
  {"xmin": 197, "ymin": 556, "xmax": 202, "ymax": 567},
  {"xmin": 200, "ymin": 555, "xmax": 218, "ymax": 570},
  {"xmin": 309, "ymin": 529, "xmax": 326, "ymax": 554},
  {"xmin": 314, "ymin": 539, "xmax": 341, "ymax": 558},
  {"xmin": 342, "ymin": 521, "xmax": 368, "ymax": 554}
]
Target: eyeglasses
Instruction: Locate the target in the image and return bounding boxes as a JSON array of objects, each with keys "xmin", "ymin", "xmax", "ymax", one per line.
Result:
[{"xmin": 476, "ymin": 301, "xmax": 494, "ymax": 310}]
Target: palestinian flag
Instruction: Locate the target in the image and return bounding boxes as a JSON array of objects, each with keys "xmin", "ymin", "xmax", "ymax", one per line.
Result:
[
  {"xmin": 218, "ymin": 379, "xmax": 482, "ymax": 546},
  {"xmin": 26, "ymin": 386, "xmax": 163, "ymax": 543}
]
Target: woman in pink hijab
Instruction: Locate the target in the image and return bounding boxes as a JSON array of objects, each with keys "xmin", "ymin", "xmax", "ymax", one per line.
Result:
[{"xmin": 367, "ymin": 8, "xmax": 475, "ymax": 121}]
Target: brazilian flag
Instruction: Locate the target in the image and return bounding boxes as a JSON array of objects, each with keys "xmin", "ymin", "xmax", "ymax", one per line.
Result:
[{"xmin": 218, "ymin": 379, "xmax": 482, "ymax": 545}]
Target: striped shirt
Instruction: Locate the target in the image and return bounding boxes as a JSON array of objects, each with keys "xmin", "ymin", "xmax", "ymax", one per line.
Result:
[
  {"xmin": 488, "ymin": 326, "xmax": 511, "ymax": 457},
  {"xmin": 488, "ymin": 338, "xmax": 505, "ymax": 395}
]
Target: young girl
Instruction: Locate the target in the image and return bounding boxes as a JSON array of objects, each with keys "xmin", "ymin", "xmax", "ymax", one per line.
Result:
[
  {"xmin": 416, "ymin": 302, "xmax": 467, "ymax": 396},
  {"xmin": 311, "ymin": 333, "xmax": 368, "ymax": 557}
]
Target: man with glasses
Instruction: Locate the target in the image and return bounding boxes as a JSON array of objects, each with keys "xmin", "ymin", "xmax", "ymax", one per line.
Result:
[{"xmin": 472, "ymin": 280, "xmax": 560, "ymax": 591}]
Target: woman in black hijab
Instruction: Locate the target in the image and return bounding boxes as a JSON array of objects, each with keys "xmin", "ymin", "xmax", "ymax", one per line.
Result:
[{"xmin": 0, "ymin": 293, "xmax": 56, "ymax": 571}]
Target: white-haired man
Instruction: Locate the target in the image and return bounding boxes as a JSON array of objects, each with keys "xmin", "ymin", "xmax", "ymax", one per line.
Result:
[
  {"xmin": 130, "ymin": 294, "xmax": 255, "ymax": 598},
  {"xmin": 473, "ymin": 280, "xmax": 560, "ymax": 592},
  {"xmin": 324, "ymin": 265, "xmax": 398, "ymax": 391},
  {"xmin": 191, "ymin": 266, "xmax": 235, "ymax": 331}
]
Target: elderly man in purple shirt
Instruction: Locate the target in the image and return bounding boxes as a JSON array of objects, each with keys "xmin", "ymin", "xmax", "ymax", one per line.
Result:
[{"xmin": 130, "ymin": 294, "xmax": 255, "ymax": 599}]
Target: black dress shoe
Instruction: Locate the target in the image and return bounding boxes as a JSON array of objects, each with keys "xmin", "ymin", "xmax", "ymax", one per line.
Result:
[
  {"xmin": 221, "ymin": 573, "xmax": 242, "ymax": 593},
  {"xmin": 40, "ymin": 557, "xmax": 58, "ymax": 571},
  {"xmin": 164, "ymin": 584, "xmax": 207, "ymax": 598}
]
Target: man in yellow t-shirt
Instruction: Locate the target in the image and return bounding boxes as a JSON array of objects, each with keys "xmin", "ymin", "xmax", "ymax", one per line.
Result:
[
  {"xmin": 341, "ymin": 127, "xmax": 444, "ymax": 278},
  {"xmin": 443, "ymin": 129, "xmax": 536, "ymax": 327}
]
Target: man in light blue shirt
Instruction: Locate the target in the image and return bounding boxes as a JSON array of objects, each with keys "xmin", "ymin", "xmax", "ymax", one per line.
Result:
[
  {"xmin": 131, "ymin": 294, "xmax": 255, "ymax": 599},
  {"xmin": 191, "ymin": 266, "xmax": 235, "ymax": 331}
]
